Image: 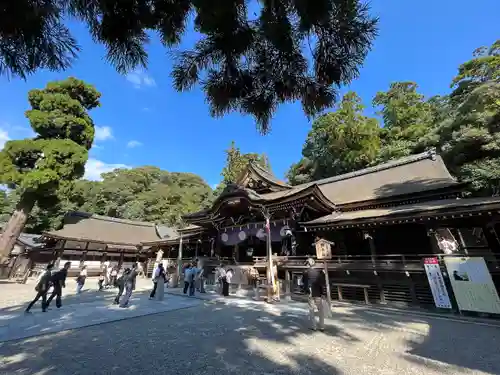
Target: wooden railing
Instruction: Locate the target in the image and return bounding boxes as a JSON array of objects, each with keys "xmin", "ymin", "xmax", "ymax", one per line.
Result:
[{"xmin": 252, "ymin": 252, "xmax": 500, "ymax": 272}]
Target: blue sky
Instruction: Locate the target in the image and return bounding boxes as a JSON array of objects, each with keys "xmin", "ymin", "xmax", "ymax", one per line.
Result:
[{"xmin": 0, "ymin": 1, "xmax": 499, "ymax": 188}]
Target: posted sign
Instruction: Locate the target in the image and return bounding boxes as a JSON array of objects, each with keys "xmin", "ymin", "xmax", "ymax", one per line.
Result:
[
  {"xmin": 424, "ymin": 257, "xmax": 452, "ymax": 309},
  {"xmin": 315, "ymin": 239, "xmax": 332, "ymax": 260}
]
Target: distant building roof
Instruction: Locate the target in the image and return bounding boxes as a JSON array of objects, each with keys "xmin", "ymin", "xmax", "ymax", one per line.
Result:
[{"xmin": 43, "ymin": 211, "xmax": 162, "ymax": 249}]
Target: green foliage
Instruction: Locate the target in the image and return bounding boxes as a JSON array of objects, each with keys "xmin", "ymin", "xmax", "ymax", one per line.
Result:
[
  {"xmin": 220, "ymin": 141, "xmax": 271, "ymax": 185},
  {"xmin": 0, "ymin": 78, "xmax": 100, "ymax": 199},
  {"xmin": 1, "ymin": 1, "xmax": 378, "ymax": 132},
  {"xmin": 436, "ymin": 41, "xmax": 500, "ymax": 195},
  {"xmin": 288, "ymin": 40, "xmax": 500, "ymax": 197},
  {"xmin": 0, "ymin": 166, "xmax": 214, "ymax": 232},
  {"xmin": 372, "ymin": 82, "xmax": 436, "ymax": 162},
  {"xmin": 287, "ymin": 92, "xmax": 380, "ymax": 183}
]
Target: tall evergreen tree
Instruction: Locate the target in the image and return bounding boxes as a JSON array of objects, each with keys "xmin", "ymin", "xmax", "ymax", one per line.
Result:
[{"xmin": 0, "ymin": 78, "xmax": 101, "ymax": 259}]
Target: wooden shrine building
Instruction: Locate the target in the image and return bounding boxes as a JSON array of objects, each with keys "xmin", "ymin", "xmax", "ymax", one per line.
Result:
[
  {"xmin": 34, "ymin": 211, "xmax": 165, "ymax": 276},
  {"xmin": 147, "ymin": 150, "xmax": 500, "ymax": 311}
]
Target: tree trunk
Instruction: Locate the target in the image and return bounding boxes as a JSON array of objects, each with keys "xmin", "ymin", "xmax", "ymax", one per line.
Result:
[{"xmin": 0, "ymin": 194, "xmax": 36, "ymax": 262}]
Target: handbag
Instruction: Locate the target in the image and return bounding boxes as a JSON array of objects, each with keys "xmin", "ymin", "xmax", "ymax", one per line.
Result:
[{"xmin": 322, "ymin": 298, "xmax": 332, "ymax": 319}]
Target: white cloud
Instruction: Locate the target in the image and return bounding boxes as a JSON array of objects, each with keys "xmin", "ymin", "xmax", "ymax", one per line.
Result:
[
  {"xmin": 126, "ymin": 69, "xmax": 156, "ymax": 89},
  {"xmin": 0, "ymin": 129, "xmax": 10, "ymax": 149},
  {"xmin": 84, "ymin": 158, "xmax": 131, "ymax": 181},
  {"xmin": 127, "ymin": 140, "xmax": 143, "ymax": 148},
  {"xmin": 94, "ymin": 126, "xmax": 113, "ymax": 141}
]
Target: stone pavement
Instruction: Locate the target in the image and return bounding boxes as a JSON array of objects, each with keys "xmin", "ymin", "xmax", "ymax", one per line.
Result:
[
  {"xmin": 1, "ymin": 280, "xmax": 500, "ymax": 374},
  {"xmin": 0, "ymin": 293, "xmax": 500, "ymax": 375}
]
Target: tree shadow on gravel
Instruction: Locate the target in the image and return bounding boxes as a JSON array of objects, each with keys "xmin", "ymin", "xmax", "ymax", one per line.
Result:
[
  {"xmin": 0, "ymin": 300, "xmax": 347, "ymax": 375},
  {"xmin": 327, "ymin": 304, "xmax": 500, "ymax": 374},
  {"xmin": 1, "ymin": 296, "xmax": 500, "ymax": 374}
]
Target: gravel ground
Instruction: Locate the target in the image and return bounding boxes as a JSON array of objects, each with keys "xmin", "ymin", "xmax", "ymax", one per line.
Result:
[{"xmin": 1, "ymin": 296, "xmax": 500, "ymax": 375}]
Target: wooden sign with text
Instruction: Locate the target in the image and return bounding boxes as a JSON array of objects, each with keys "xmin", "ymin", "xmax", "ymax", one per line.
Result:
[{"xmin": 315, "ymin": 238, "xmax": 333, "ymax": 260}]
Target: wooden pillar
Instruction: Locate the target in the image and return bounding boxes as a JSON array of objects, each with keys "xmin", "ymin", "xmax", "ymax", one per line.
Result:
[
  {"xmin": 176, "ymin": 236, "xmax": 183, "ymax": 287},
  {"xmin": 363, "ymin": 230, "xmax": 376, "ymax": 266},
  {"xmin": 118, "ymin": 251, "xmax": 124, "ymax": 269},
  {"xmin": 456, "ymin": 229, "xmax": 469, "ymax": 255},
  {"xmin": 53, "ymin": 240, "xmax": 66, "ymax": 269},
  {"xmin": 285, "ymin": 269, "xmax": 291, "ymax": 301}
]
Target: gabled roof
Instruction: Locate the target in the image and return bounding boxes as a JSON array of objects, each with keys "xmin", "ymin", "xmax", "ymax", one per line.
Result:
[
  {"xmin": 292, "ymin": 150, "xmax": 459, "ymax": 206},
  {"xmin": 301, "ymin": 196, "xmax": 500, "ymax": 227},
  {"xmin": 43, "ymin": 211, "xmax": 162, "ymax": 249},
  {"xmin": 237, "ymin": 162, "xmax": 291, "ymax": 192},
  {"xmin": 183, "ymin": 183, "xmax": 336, "ymax": 224}
]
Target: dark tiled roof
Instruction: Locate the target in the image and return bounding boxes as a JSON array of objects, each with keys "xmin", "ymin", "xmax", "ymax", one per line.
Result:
[
  {"xmin": 44, "ymin": 211, "xmax": 161, "ymax": 248},
  {"xmin": 302, "ymin": 196, "xmax": 500, "ymax": 226},
  {"xmin": 264, "ymin": 150, "xmax": 458, "ymax": 205}
]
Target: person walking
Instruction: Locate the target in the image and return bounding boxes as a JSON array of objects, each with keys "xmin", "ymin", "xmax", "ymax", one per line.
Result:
[
  {"xmin": 302, "ymin": 258, "xmax": 327, "ymax": 331},
  {"xmin": 154, "ymin": 264, "xmax": 167, "ymax": 301},
  {"xmin": 183, "ymin": 263, "xmax": 193, "ymax": 295},
  {"xmin": 46, "ymin": 261, "xmax": 71, "ymax": 309},
  {"xmin": 119, "ymin": 263, "xmax": 138, "ymax": 308},
  {"xmin": 150, "ymin": 263, "xmax": 166, "ymax": 300},
  {"xmin": 76, "ymin": 265, "xmax": 87, "ymax": 294},
  {"xmin": 113, "ymin": 268, "xmax": 129, "ymax": 304},
  {"xmin": 25, "ymin": 264, "xmax": 53, "ymax": 313}
]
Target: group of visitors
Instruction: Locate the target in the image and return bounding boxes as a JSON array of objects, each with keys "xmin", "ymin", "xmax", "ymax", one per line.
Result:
[
  {"xmin": 183, "ymin": 261, "xmax": 204, "ymax": 296},
  {"xmin": 25, "ymin": 261, "xmax": 72, "ymax": 313}
]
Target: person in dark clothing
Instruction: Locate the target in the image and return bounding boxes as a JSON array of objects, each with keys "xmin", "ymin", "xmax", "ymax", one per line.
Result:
[
  {"xmin": 114, "ymin": 269, "xmax": 130, "ymax": 304},
  {"xmin": 46, "ymin": 262, "xmax": 71, "ymax": 309},
  {"xmin": 302, "ymin": 258, "xmax": 326, "ymax": 331},
  {"xmin": 120, "ymin": 263, "xmax": 138, "ymax": 307},
  {"xmin": 25, "ymin": 264, "xmax": 54, "ymax": 313}
]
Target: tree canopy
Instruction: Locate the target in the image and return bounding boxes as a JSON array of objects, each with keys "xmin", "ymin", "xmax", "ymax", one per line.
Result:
[
  {"xmin": 287, "ymin": 92, "xmax": 380, "ymax": 184},
  {"xmin": 287, "ymin": 40, "xmax": 500, "ymax": 197},
  {"xmin": 1, "ymin": 0, "xmax": 378, "ymax": 132},
  {"xmin": 1, "ymin": 166, "xmax": 214, "ymax": 233},
  {"xmin": 0, "ymin": 77, "xmax": 100, "ymax": 257}
]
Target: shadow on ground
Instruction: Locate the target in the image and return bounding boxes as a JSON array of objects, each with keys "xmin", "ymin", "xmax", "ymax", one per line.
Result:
[{"xmin": 0, "ymin": 294, "xmax": 500, "ymax": 374}]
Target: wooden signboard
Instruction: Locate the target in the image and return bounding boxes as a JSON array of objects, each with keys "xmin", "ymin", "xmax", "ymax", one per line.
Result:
[
  {"xmin": 315, "ymin": 238, "xmax": 333, "ymax": 260},
  {"xmin": 315, "ymin": 238, "xmax": 333, "ymax": 309}
]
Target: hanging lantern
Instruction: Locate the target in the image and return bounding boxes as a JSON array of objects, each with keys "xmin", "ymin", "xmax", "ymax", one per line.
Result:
[{"xmin": 246, "ymin": 247, "xmax": 254, "ymax": 256}]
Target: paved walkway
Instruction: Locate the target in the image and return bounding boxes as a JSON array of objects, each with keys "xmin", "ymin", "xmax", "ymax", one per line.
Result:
[
  {"xmin": 0, "ymin": 292, "xmax": 202, "ymax": 342},
  {"xmin": 1, "ymin": 296, "xmax": 500, "ymax": 375}
]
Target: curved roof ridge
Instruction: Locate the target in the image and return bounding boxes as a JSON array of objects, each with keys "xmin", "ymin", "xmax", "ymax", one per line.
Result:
[
  {"xmin": 67, "ymin": 211, "xmax": 156, "ymax": 228},
  {"xmin": 249, "ymin": 161, "xmax": 291, "ymax": 187},
  {"xmin": 299, "ymin": 149, "xmax": 439, "ymax": 187}
]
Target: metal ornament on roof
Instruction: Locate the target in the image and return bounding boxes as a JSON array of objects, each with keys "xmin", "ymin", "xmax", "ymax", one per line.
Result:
[
  {"xmin": 221, "ymin": 233, "xmax": 229, "ymax": 243},
  {"xmin": 238, "ymin": 230, "xmax": 247, "ymax": 241},
  {"xmin": 256, "ymin": 228, "xmax": 266, "ymax": 239},
  {"xmin": 280, "ymin": 225, "xmax": 291, "ymax": 237}
]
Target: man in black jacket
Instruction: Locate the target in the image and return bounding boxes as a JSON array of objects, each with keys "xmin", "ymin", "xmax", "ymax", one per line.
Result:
[
  {"xmin": 25, "ymin": 264, "xmax": 54, "ymax": 313},
  {"xmin": 46, "ymin": 261, "xmax": 71, "ymax": 309},
  {"xmin": 302, "ymin": 258, "xmax": 326, "ymax": 331}
]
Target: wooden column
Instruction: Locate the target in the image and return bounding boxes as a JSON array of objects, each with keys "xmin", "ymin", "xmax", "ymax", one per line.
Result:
[
  {"xmin": 175, "ymin": 236, "xmax": 183, "ymax": 287},
  {"xmin": 456, "ymin": 229, "xmax": 469, "ymax": 255},
  {"xmin": 285, "ymin": 269, "xmax": 291, "ymax": 301},
  {"xmin": 363, "ymin": 230, "xmax": 376, "ymax": 266},
  {"xmin": 53, "ymin": 240, "xmax": 66, "ymax": 269},
  {"xmin": 118, "ymin": 251, "xmax": 124, "ymax": 269}
]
